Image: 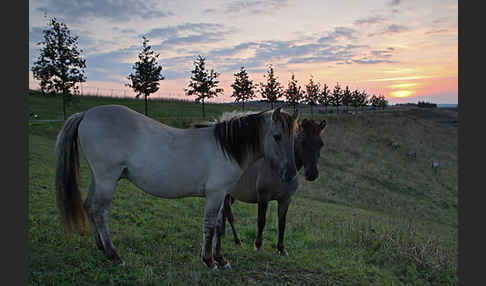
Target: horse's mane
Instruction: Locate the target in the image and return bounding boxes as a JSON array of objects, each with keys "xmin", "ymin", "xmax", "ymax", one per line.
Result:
[{"xmin": 193, "ymin": 110, "xmax": 295, "ymax": 166}]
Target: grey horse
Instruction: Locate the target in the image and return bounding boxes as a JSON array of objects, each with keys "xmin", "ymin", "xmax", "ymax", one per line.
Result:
[{"xmin": 55, "ymin": 104, "xmax": 298, "ymax": 269}]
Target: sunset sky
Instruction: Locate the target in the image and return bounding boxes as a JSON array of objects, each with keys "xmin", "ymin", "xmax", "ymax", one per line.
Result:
[{"xmin": 29, "ymin": 0, "xmax": 458, "ymax": 104}]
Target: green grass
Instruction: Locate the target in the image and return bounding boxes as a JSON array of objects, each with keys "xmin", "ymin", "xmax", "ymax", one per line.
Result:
[{"xmin": 28, "ymin": 92, "xmax": 458, "ymax": 285}]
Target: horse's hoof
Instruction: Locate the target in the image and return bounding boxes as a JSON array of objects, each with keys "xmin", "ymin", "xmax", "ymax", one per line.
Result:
[
  {"xmin": 214, "ymin": 256, "xmax": 231, "ymax": 270},
  {"xmin": 279, "ymin": 249, "xmax": 289, "ymax": 257},
  {"xmin": 235, "ymin": 239, "xmax": 242, "ymax": 246},
  {"xmin": 202, "ymin": 258, "xmax": 217, "ymax": 270},
  {"xmin": 220, "ymin": 262, "xmax": 232, "ymax": 270}
]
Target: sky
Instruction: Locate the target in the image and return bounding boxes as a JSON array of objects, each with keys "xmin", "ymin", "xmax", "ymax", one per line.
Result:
[{"xmin": 28, "ymin": 0, "xmax": 458, "ymax": 104}]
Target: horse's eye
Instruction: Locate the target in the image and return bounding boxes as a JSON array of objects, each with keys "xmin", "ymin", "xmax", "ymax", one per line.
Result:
[{"xmin": 273, "ymin": 134, "xmax": 282, "ymax": 142}]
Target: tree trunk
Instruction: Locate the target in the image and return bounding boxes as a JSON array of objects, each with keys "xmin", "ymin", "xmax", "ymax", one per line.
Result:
[
  {"xmin": 144, "ymin": 94, "xmax": 148, "ymax": 116},
  {"xmin": 271, "ymin": 101, "xmax": 274, "ymax": 109},
  {"xmin": 202, "ymin": 98, "xmax": 205, "ymax": 118},
  {"xmin": 242, "ymin": 101, "xmax": 245, "ymax": 111},
  {"xmin": 62, "ymin": 92, "xmax": 66, "ymax": 121}
]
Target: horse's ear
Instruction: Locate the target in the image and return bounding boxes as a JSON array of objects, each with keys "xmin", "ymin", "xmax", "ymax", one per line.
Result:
[
  {"xmin": 272, "ymin": 106, "xmax": 282, "ymax": 121},
  {"xmin": 319, "ymin": 119, "xmax": 327, "ymax": 131},
  {"xmin": 292, "ymin": 109, "xmax": 299, "ymax": 121}
]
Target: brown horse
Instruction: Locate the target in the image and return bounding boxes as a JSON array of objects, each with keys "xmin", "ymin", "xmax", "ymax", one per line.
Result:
[{"xmin": 222, "ymin": 118, "xmax": 327, "ymax": 256}]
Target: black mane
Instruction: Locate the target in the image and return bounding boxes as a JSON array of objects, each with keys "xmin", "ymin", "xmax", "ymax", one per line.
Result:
[
  {"xmin": 213, "ymin": 112, "xmax": 264, "ymax": 165},
  {"xmin": 193, "ymin": 110, "xmax": 296, "ymax": 166}
]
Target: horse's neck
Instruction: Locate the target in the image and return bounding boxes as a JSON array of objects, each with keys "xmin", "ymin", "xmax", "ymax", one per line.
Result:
[
  {"xmin": 239, "ymin": 150, "xmax": 264, "ymax": 172},
  {"xmin": 294, "ymin": 135, "xmax": 304, "ymax": 171}
]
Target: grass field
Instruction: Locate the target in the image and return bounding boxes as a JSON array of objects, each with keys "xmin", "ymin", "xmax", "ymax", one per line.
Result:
[{"xmin": 28, "ymin": 92, "xmax": 458, "ymax": 285}]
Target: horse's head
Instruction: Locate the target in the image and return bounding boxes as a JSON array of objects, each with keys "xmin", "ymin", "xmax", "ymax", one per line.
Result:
[
  {"xmin": 262, "ymin": 107, "xmax": 299, "ymax": 183},
  {"xmin": 295, "ymin": 119, "xmax": 326, "ymax": 181}
]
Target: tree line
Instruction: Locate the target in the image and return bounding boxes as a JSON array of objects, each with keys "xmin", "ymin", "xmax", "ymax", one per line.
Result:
[{"xmin": 32, "ymin": 17, "xmax": 387, "ymax": 120}]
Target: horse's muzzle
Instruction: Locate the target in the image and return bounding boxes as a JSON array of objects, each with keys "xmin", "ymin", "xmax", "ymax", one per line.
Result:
[{"xmin": 305, "ymin": 168, "xmax": 319, "ymax": 181}]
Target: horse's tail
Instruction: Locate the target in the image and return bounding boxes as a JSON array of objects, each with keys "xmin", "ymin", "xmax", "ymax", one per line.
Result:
[{"xmin": 55, "ymin": 112, "xmax": 86, "ymax": 233}]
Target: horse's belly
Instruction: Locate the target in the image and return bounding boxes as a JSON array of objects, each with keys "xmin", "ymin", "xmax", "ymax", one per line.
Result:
[
  {"xmin": 229, "ymin": 174, "xmax": 258, "ymax": 203},
  {"xmin": 125, "ymin": 162, "xmax": 207, "ymax": 199}
]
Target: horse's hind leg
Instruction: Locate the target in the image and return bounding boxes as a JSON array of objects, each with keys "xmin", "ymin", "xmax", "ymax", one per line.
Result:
[
  {"xmin": 84, "ymin": 177, "xmax": 103, "ymax": 251},
  {"xmin": 84, "ymin": 170, "xmax": 123, "ymax": 265},
  {"xmin": 223, "ymin": 195, "xmax": 241, "ymax": 245}
]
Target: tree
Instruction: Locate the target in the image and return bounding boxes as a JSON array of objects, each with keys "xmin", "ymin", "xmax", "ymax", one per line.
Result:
[
  {"xmin": 285, "ymin": 74, "xmax": 304, "ymax": 112},
  {"xmin": 370, "ymin": 94, "xmax": 380, "ymax": 109},
  {"xmin": 231, "ymin": 66, "xmax": 256, "ymax": 111},
  {"xmin": 318, "ymin": 83, "xmax": 331, "ymax": 113},
  {"xmin": 126, "ymin": 36, "xmax": 164, "ymax": 116},
  {"xmin": 259, "ymin": 64, "xmax": 283, "ymax": 109},
  {"xmin": 32, "ymin": 17, "xmax": 86, "ymax": 120},
  {"xmin": 303, "ymin": 75, "xmax": 320, "ymax": 117},
  {"xmin": 331, "ymin": 83, "xmax": 343, "ymax": 113},
  {"xmin": 358, "ymin": 90, "xmax": 369, "ymax": 111},
  {"xmin": 378, "ymin": 94, "xmax": 388, "ymax": 110},
  {"xmin": 185, "ymin": 55, "xmax": 223, "ymax": 118},
  {"xmin": 351, "ymin": 89, "xmax": 361, "ymax": 111},
  {"xmin": 342, "ymin": 85, "xmax": 352, "ymax": 112}
]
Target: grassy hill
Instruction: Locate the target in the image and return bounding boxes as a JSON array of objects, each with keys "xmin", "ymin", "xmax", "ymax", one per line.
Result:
[{"xmin": 28, "ymin": 92, "xmax": 458, "ymax": 285}]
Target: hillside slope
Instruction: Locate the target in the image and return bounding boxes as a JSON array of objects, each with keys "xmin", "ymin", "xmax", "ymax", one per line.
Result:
[{"xmin": 28, "ymin": 94, "xmax": 457, "ymax": 285}]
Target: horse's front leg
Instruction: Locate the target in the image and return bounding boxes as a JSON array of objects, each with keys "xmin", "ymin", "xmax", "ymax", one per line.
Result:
[
  {"xmin": 277, "ymin": 197, "xmax": 291, "ymax": 256},
  {"xmin": 254, "ymin": 200, "xmax": 268, "ymax": 251},
  {"xmin": 201, "ymin": 191, "xmax": 227, "ymax": 269},
  {"xmin": 212, "ymin": 202, "xmax": 231, "ymax": 269}
]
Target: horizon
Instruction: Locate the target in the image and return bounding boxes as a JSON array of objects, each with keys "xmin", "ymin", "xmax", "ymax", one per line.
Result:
[{"xmin": 29, "ymin": 0, "xmax": 458, "ymax": 105}]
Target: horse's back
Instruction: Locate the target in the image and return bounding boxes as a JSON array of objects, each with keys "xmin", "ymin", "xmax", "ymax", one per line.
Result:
[{"xmin": 77, "ymin": 105, "xmax": 174, "ymax": 175}]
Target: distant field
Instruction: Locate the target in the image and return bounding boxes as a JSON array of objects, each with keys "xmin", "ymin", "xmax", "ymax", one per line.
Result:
[{"xmin": 28, "ymin": 92, "xmax": 458, "ymax": 285}]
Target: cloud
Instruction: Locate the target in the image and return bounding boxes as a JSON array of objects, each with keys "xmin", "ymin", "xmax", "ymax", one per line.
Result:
[
  {"xmin": 145, "ymin": 23, "xmax": 225, "ymax": 39},
  {"xmin": 36, "ymin": 0, "xmax": 173, "ymax": 23},
  {"xmin": 424, "ymin": 29, "xmax": 449, "ymax": 35},
  {"xmin": 205, "ymin": 0, "xmax": 289, "ymax": 15},
  {"xmin": 209, "ymin": 42, "xmax": 259, "ymax": 57},
  {"xmin": 370, "ymin": 49, "xmax": 393, "ymax": 58},
  {"xmin": 368, "ymin": 24, "xmax": 409, "ymax": 37},
  {"xmin": 354, "ymin": 15, "xmax": 387, "ymax": 26},
  {"xmin": 318, "ymin": 27, "xmax": 357, "ymax": 43},
  {"xmin": 387, "ymin": 24, "xmax": 408, "ymax": 33},
  {"xmin": 144, "ymin": 23, "xmax": 236, "ymax": 49},
  {"xmin": 389, "ymin": 0, "xmax": 401, "ymax": 6},
  {"xmin": 29, "ymin": 27, "xmax": 44, "ymax": 44},
  {"xmin": 83, "ymin": 47, "xmax": 140, "ymax": 82},
  {"xmin": 352, "ymin": 59, "xmax": 395, "ymax": 65}
]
